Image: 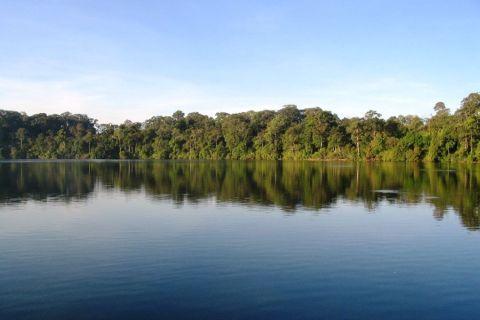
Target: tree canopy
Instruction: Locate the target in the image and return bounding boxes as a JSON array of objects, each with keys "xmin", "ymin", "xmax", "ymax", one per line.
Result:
[{"xmin": 1, "ymin": 92, "xmax": 480, "ymax": 161}]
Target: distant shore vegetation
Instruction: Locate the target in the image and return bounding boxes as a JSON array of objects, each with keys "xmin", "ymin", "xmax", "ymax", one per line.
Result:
[{"xmin": 1, "ymin": 92, "xmax": 480, "ymax": 161}]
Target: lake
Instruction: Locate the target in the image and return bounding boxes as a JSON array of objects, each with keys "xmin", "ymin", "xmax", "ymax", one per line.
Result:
[{"xmin": 1, "ymin": 160, "xmax": 480, "ymax": 319}]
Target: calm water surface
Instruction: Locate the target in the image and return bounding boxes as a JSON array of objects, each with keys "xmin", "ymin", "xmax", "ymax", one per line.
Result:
[{"xmin": 1, "ymin": 161, "xmax": 480, "ymax": 319}]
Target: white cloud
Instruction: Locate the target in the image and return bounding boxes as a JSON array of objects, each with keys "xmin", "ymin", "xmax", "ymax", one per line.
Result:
[
  {"xmin": 0, "ymin": 74, "xmax": 466, "ymax": 123},
  {"xmin": 0, "ymin": 74, "xmax": 216, "ymax": 123},
  {"xmin": 315, "ymin": 77, "xmax": 442, "ymax": 118}
]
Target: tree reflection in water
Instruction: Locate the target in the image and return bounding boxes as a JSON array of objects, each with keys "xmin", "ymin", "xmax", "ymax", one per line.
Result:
[{"xmin": 1, "ymin": 160, "xmax": 479, "ymax": 230}]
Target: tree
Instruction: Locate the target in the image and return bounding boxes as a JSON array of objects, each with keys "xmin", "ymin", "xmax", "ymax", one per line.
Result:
[
  {"xmin": 434, "ymin": 101, "xmax": 449, "ymax": 116},
  {"xmin": 303, "ymin": 108, "xmax": 339, "ymax": 155},
  {"xmin": 0, "ymin": 92, "xmax": 480, "ymax": 162},
  {"xmin": 455, "ymin": 93, "xmax": 480, "ymax": 156},
  {"xmin": 16, "ymin": 128, "xmax": 26, "ymax": 150},
  {"xmin": 347, "ymin": 118, "xmax": 364, "ymax": 159}
]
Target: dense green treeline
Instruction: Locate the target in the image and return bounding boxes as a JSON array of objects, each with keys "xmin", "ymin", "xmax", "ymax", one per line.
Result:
[{"xmin": 1, "ymin": 92, "xmax": 480, "ymax": 161}]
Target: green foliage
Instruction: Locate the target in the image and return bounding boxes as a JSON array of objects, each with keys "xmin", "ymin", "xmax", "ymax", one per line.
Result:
[{"xmin": 1, "ymin": 93, "xmax": 480, "ymax": 161}]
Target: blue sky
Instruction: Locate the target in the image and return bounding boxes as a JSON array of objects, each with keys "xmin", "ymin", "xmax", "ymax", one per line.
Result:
[{"xmin": 0, "ymin": 0, "xmax": 478, "ymax": 123}]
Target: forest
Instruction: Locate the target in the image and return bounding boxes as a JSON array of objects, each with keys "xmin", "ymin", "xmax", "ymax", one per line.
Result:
[{"xmin": 0, "ymin": 92, "xmax": 479, "ymax": 161}]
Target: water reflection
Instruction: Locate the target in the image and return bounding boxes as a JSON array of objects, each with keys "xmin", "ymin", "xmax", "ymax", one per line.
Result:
[{"xmin": 1, "ymin": 160, "xmax": 479, "ymax": 230}]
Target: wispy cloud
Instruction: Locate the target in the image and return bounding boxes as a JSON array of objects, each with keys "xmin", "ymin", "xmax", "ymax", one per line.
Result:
[
  {"xmin": 315, "ymin": 77, "xmax": 442, "ymax": 118},
  {"xmin": 0, "ymin": 74, "xmax": 216, "ymax": 123},
  {"xmin": 0, "ymin": 73, "xmax": 465, "ymax": 123},
  {"xmin": 0, "ymin": 77, "xmax": 95, "ymax": 115}
]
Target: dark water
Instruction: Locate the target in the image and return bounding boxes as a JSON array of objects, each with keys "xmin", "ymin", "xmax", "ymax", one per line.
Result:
[{"xmin": 1, "ymin": 161, "xmax": 480, "ymax": 319}]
